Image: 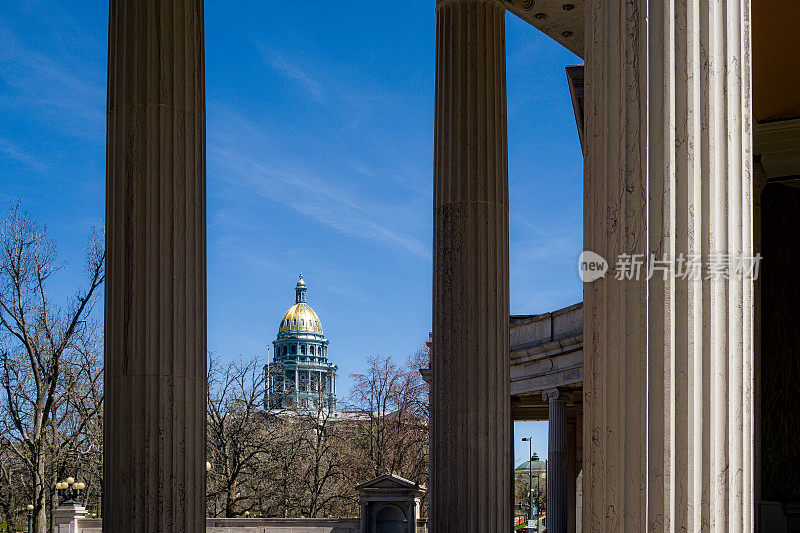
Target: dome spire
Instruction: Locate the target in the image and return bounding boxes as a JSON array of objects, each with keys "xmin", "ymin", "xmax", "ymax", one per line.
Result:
[{"xmin": 295, "ymin": 273, "xmax": 307, "ymax": 303}]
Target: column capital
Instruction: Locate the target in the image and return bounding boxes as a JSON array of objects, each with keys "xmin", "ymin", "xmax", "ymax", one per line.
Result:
[{"xmin": 543, "ymin": 388, "xmax": 573, "ymax": 402}]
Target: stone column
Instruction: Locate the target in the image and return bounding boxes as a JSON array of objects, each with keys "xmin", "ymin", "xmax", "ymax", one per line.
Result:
[
  {"xmin": 583, "ymin": 0, "xmax": 753, "ymax": 531},
  {"xmin": 359, "ymin": 501, "xmax": 368, "ymax": 533},
  {"xmin": 545, "ymin": 389, "xmax": 568, "ymax": 533},
  {"xmin": 104, "ymin": 0, "xmax": 206, "ymax": 531},
  {"xmin": 431, "ymin": 0, "xmax": 510, "ymax": 530},
  {"xmin": 566, "ymin": 416, "xmax": 577, "ymax": 533}
]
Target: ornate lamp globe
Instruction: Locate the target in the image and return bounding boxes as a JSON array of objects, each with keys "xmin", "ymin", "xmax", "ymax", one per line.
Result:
[{"xmin": 265, "ymin": 274, "xmax": 338, "ymax": 412}]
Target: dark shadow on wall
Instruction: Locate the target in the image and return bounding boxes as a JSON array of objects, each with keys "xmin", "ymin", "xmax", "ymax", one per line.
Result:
[{"xmin": 761, "ymin": 182, "xmax": 800, "ymax": 504}]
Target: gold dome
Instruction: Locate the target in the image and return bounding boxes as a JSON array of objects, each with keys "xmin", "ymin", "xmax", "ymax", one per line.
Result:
[{"xmin": 278, "ymin": 303, "xmax": 323, "ymax": 335}]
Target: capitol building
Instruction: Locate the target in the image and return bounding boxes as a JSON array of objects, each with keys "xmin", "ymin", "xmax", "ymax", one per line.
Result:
[{"xmin": 265, "ymin": 275, "xmax": 338, "ymax": 412}]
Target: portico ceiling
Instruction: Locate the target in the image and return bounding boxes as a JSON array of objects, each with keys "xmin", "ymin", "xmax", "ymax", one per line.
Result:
[
  {"xmin": 506, "ymin": 0, "xmax": 800, "ymax": 127},
  {"xmin": 504, "ymin": 0, "xmax": 585, "ymax": 58}
]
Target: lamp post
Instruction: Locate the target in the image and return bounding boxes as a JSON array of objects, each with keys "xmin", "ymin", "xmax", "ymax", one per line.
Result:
[
  {"xmin": 522, "ymin": 437, "xmax": 533, "ymax": 525},
  {"xmin": 26, "ymin": 504, "xmax": 34, "ymax": 532},
  {"xmin": 529, "ymin": 452, "xmax": 540, "ymax": 518}
]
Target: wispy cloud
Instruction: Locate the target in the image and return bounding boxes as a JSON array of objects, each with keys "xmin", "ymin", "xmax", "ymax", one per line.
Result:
[
  {"xmin": 510, "ymin": 212, "xmax": 582, "ymax": 312},
  {"xmin": 208, "ymin": 110, "xmax": 430, "ymax": 261},
  {"xmin": 0, "ymin": 137, "xmax": 46, "ymax": 172},
  {"xmin": 0, "ymin": 26, "xmax": 105, "ymax": 141},
  {"xmin": 257, "ymin": 45, "xmax": 325, "ymax": 102},
  {"xmin": 213, "ymin": 146, "xmax": 430, "ymax": 260}
]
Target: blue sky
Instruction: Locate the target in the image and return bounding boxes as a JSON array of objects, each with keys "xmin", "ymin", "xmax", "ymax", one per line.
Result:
[{"xmin": 0, "ymin": 1, "xmax": 582, "ymax": 467}]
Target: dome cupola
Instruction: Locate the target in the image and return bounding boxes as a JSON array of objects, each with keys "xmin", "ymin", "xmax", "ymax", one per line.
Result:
[
  {"xmin": 278, "ymin": 274, "xmax": 323, "ymax": 337},
  {"xmin": 295, "ymin": 273, "xmax": 307, "ymax": 303}
]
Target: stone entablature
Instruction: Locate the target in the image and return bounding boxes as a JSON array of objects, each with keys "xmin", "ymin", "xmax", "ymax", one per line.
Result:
[{"xmin": 510, "ymin": 303, "xmax": 583, "ymax": 414}]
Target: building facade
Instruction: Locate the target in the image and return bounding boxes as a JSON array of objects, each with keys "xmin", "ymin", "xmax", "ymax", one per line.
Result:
[
  {"xmin": 265, "ymin": 275, "xmax": 337, "ymax": 411},
  {"xmin": 100, "ymin": 0, "xmax": 800, "ymax": 530}
]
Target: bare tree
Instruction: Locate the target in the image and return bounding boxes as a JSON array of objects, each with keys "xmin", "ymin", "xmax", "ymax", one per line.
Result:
[
  {"xmin": 206, "ymin": 353, "xmax": 269, "ymax": 518},
  {"xmin": 52, "ymin": 327, "xmax": 104, "ymax": 515},
  {"xmin": 258, "ymin": 416, "xmax": 305, "ymax": 518},
  {"xmin": 0, "ymin": 203, "xmax": 104, "ymax": 532},
  {"xmin": 293, "ymin": 389, "xmax": 352, "ymax": 518},
  {"xmin": 0, "ymin": 445, "xmax": 26, "ymax": 531},
  {"xmin": 348, "ymin": 350, "xmax": 429, "ymax": 489}
]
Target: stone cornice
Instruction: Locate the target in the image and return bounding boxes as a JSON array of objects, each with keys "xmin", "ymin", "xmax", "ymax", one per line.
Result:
[
  {"xmin": 436, "ymin": 0, "xmax": 505, "ymax": 9},
  {"xmin": 754, "ymin": 117, "xmax": 800, "ymax": 178}
]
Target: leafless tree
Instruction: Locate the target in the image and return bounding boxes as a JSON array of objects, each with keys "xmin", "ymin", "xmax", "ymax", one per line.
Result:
[
  {"xmin": 292, "ymin": 389, "xmax": 353, "ymax": 518},
  {"xmin": 0, "ymin": 445, "xmax": 26, "ymax": 531},
  {"xmin": 258, "ymin": 416, "xmax": 305, "ymax": 518},
  {"xmin": 0, "ymin": 203, "xmax": 104, "ymax": 532},
  {"xmin": 206, "ymin": 353, "xmax": 270, "ymax": 518},
  {"xmin": 347, "ymin": 349, "xmax": 429, "ymax": 496},
  {"xmin": 206, "ymin": 347, "xmax": 430, "ymax": 520}
]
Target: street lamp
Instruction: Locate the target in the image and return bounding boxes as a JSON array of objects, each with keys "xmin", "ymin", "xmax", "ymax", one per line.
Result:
[
  {"xmin": 206, "ymin": 461, "xmax": 212, "ymax": 472},
  {"xmin": 521, "ymin": 437, "xmax": 533, "ymax": 526},
  {"xmin": 26, "ymin": 504, "xmax": 34, "ymax": 533},
  {"xmin": 55, "ymin": 477, "xmax": 85, "ymax": 506}
]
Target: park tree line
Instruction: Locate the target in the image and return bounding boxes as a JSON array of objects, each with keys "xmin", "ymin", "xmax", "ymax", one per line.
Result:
[
  {"xmin": 0, "ymin": 204, "xmax": 429, "ymax": 531},
  {"xmin": 204, "ymin": 350, "xmax": 429, "ymax": 519}
]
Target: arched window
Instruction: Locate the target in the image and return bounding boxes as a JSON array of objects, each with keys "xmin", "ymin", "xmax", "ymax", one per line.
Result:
[
  {"xmin": 301, "ymin": 345, "xmax": 306, "ymax": 355},
  {"xmin": 292, "ymin": 318, "xmax": 297, "ymax": 328},
  {"xmin": 301, "ymin": 319, "xmax": 304, "ymax": 327}
]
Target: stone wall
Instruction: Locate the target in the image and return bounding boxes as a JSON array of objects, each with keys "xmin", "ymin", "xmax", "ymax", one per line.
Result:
[
  {"xmin": 57, "ymin": 517, "xmax": 429, "ymax": 533},
  {"xmin": 206, "ymin": 518, "xmax": 360, "ymax": 533}
]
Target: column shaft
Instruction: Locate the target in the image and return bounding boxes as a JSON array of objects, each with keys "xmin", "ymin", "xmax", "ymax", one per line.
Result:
[
  {"xmin": 546, "ymin": 390, "xmax": 568, "ymax": 533},
  {"xmin": 104, "ymin": 0, "xmax": 206, "ymax": 531},
  {"xmin": 431, "ymin": 0, "xmax": 510, "ymax": 530},
  {"xmin": 567, "ymin": 416, "xmax": 577, "ymax": 533},
  {"xmin": 583, "ymin": 0, "xmax": 753, "ymax": 530}
]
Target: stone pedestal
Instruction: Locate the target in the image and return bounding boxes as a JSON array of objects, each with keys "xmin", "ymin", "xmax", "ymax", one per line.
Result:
[
  {"xmin": 431, "ymin": 0, "xmax": 510, "ymax": 530},
  {"xmin": 53, "ymin": 503, "xmax": 87, "ymax": 533},
  {"xmin": 583, "ymin": 0, "xmax": 753, "ymax": 530},
  {"xmin": 104, "ymin": 0, "xmax": 207, "ymax": 531}
]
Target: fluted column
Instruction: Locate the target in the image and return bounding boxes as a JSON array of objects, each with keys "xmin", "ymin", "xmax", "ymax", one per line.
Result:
[
  {"xmin": 566, "ymin": 416, "xmax": 577, "ymax": 533},
  {"xmin": 431, "ymin": 0, "xmax": 510, "ymax": 530},
  {"xmin": 545, "ymin": 389, "xmax": 568, "ymax": 533},
  {"xmin": 104, "ymin": 1, "xmax": 206, "ymax": 531},
  {"xmin": 583, "ymin": 0, "xmax": 753, "ymax": 531}
]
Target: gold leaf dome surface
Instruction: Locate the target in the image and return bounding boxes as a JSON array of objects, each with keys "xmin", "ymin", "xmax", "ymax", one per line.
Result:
[{"xmin": 278, "ymin": 303, "xmax": 323, "ymax": 335}]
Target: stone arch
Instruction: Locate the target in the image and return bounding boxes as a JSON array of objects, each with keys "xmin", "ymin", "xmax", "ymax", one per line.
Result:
[{"xmin": 374, "ymin": 503, "xmax": 407, "ymax": 533}]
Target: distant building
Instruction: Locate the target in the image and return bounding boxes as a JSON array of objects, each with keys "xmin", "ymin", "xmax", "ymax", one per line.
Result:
[
  {"xmin": 516, "ymin": 459, "xmax": 547, "ymax": 476},
  {"xmin": 265, "ymin": 274, "xmax": 337, "ymax": 411}
]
